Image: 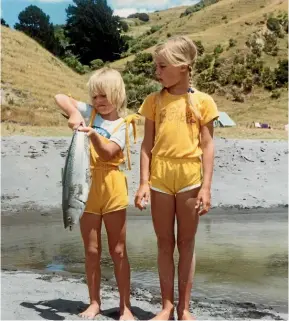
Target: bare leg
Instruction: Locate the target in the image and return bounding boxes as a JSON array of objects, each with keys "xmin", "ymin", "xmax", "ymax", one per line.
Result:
[
  {"xmin": 103, "ymin": 209, "xmax": 134, "ymax": 321},
  {"xmin": 150, "ymin": 190, "xmax": 176, "ymax": 320},
  {"xmin": 176, "ymin": 188, "xmax": 200, "ymax": 320},
  {"xmin": 79, "ymin": 212, "xmax": 102, "ymax": 319}
]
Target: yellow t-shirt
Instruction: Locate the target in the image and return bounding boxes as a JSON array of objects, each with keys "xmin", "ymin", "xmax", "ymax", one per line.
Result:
[{"xmin": 138, "ymin": 89, "xmax": 219, "ymax": 159}]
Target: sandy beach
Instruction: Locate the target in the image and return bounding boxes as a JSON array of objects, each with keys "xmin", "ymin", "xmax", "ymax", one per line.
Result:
[{"xmin": 1, "ymin": 135, "xmax": 288, "ymax": 320}]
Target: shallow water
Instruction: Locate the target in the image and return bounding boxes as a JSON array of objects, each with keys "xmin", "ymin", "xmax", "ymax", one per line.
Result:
[{"xmin": 1, "ymin": 207, "xmax": 288, "ymax": 313}]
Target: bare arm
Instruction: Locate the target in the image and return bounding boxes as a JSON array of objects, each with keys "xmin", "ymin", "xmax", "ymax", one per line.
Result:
[
  {"xmin": 200, "ymin": 120, "xmax": 215, "ymax": 190},
  {"xmin": 140, "ymin": 118, "xmax": 155, "ymax": 184},
  {"xmin": 78, "ymin": 124, "xmax": 122, "ymax": 161},
  {"xmin": 135, "ymin": 118, "xmax": 155, "ymax": 210},
  {"xmin": 88, "ymin": 130, "xmax": 121, "ymax": 161},
  {"xmin": 54, "ymin": 94, "xmax": 84, "ymax": 128},
  {"xmin": 196, "ymin": 120, "xmax": 215, "ymax": 215}
]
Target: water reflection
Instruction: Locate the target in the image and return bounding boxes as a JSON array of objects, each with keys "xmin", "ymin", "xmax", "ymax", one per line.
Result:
[{"xmin": 1, "ymin": 209, "xmax": 288, "ymax": 312}]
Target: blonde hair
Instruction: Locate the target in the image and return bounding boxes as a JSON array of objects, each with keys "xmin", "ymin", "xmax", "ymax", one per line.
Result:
[
  {"xmin": 87, "ymin": 67, "xmax": 127, "ymax": 117},
  {"xmin": 154, "ymin": 35, "xmax": 201, "ymax": 119}
]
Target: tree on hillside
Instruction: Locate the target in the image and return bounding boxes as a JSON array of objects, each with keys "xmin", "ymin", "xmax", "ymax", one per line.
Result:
[
  {"xmin": 1, "ymin": 18, "xmax": 10, "ymax": 27},
  {"xmin": 54, "ymin": 24, "xmax": 70, "ymax": 51},
  {"xmin": 65, "ymin": 0, "xmax": 126, "ymax": 64},
  {"xmin": 14, "ymin": 5, "xmax": 62, "ymax": 56}
]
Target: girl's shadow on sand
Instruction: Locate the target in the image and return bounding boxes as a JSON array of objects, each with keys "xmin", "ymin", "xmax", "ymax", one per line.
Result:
[{"xmin": 20, "ymin": 299, "xmax": 155, "ymax": 320}]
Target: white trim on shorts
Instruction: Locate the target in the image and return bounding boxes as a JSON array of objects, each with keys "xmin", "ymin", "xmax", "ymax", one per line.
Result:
[{"xmin": 150, "ymin": 182, "xmax": 202, "ymax": 195}]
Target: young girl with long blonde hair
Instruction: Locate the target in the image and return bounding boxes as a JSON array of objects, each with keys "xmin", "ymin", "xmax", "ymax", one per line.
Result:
[
  {"xmin": 55, "ymin": 67, "xmax": 139, "ymax": 321},
  {"xmin": 135, "ymin": 36, "xmax": 219, "ymax": 320}
]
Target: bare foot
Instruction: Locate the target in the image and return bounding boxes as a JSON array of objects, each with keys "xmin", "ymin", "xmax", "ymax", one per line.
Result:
[
  {"xmin": 79, "ymin": 302, "xmax": 100, "ymax": 319},
  {"xmin": 119, "ymin": 306, "xmax": 134, "ymax": 320},
  {"xmin": 150, "ymin": 308, "xmax": 174, "ymax": 320},
  {"xmin": 177, "ymin": 309, "xmax": 195, "ymax": 320}
]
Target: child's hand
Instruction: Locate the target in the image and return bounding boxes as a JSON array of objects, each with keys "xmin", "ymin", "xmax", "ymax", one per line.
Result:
[
  {"xmin": 68, "ymin": 112, "xmax": 85, "ymax": 130},
  {"xmin": 77, "ymin": 126, "xmax": 96, "ymax": 137},
  {"xmin": 134, "ymin": 183, "xmax": 150, "ymax": 210},
  {"xmin": 195, "ymin": 187, "xmax": 211, "ymax": 216}
]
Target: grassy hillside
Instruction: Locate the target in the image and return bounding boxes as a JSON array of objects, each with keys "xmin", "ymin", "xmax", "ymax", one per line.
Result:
[
  {"xmin": 1, "ymin": 0, "xmax": 288, "ymax": 139},
  {"xmin": 1, "ymin": 26, "xmax": 88, "ymax": 129},
  {"xmin": 111, "ymin": 0, "xmax": 288, "ymax": 134}
]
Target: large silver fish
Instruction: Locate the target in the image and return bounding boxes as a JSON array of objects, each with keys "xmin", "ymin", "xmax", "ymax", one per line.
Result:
[{"xmin": 62, "ymin": 130, "xmax": 91, "ymax": 230}]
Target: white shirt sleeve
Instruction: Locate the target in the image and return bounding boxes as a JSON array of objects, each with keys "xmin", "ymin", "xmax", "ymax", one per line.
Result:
[
  {"xmin": 110, "ymin": 123, "xmax": 133, "ymax": 150},
  {"xmin": 76, "ymin": 101, "xmax": 92, "ymax": 125}
]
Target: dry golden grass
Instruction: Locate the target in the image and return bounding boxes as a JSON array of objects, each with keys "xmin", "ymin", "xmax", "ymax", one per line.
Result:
[
  {"xmin": 1, "ymin": 0, "xmax": 288, "ymax": 139},
  {"xmin": 1, "ymin": 27, "xmax": 89, "ymax": 126},
  {"xmin": 124, "ymin": 6, "xmax": 189, "ymax": 37}
]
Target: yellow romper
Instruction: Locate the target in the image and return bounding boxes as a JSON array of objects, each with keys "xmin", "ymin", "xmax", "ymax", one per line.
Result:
[
  {"xmin": 138, "ymin": 88, "xmax": 219, "ymax": 195},
  {"xmin": 85, "ymin": 109, "xmax": 139, "ymax": 215}
]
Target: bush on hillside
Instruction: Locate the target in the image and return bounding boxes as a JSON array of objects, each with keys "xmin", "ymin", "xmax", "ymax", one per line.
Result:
[
  {"xmin": 129, "ymin": 37, "xmax": 157, "ymax": 54},
  {"xmin": 261, "ymin": 67, "xmax": 276, "ymax": 90},
  {"xmin": 246, "ymin": 34, "xmax": 264, "ymax": 57},
  {"xmin": 266, "ymin": 17, "xmax": 282, "ymax": 37},
  {"xmin": 229, "ymin": 65, "xmax": 248, "ymax": 86},
  {"xmin": 277, "ymin": 11, "xmax": 288, "ymax": 33},
  {"xmin": 195, "ymin": 54, "xmax": 214, "ymax": 73},
  {"xmin": 245, "ymin": 54, "xmax": 263, "ymax": 75},
  {"xmin": 128, "ymin": 13, "xmax": 150, "ymax": 22},
  {"xmin": 228, "ymin": 38, "xmax": 237, "ymax": 48},
  {"xmin": 119, "ymin": 20, "xmax": 129, "ymax": 32},
  {"xmin": 123, "ymin": 73, "xmax": 161, "ymax": 109},
  {"xmin": 194, "ymin": 40, "xmax": 205, "ymax": 56},
  {"xmin": 149, "ymin": 25, "xmax": 162, "ymax": 34},
  {"xmin": 90, "ymin": 59, "xmax": 104, "ymax": 70},
  {"xmin": 275, "ymin": 59, "xmax": 288, "ymax": 87},
  {"xmin": 180, "ymin": 0, "xmax": 218, "ymax": 17},
  {"xmin": 124, "ymin": 52, "xmax": 155, "ymax": 79},
  {"xmin": 214, "ymin": 44, "xmax": 223, "ymax": 55},
  {"xmin": 242, "ymin": 76, "xmax": 253, "ymax": 93},
  {"xmin": 233, "ymin": 55, "xmax": 245, "ymax": 65},
  {"xmin": 63, "ymin": 52, "xmax": 90, "ymax": 74},
  {"xmin": 231, "ymin": 86, "xmax": 245, "ymax": 102},
  {"xmin": 263, "ymin": 32, "xmax": 279, "ymax": 55}
]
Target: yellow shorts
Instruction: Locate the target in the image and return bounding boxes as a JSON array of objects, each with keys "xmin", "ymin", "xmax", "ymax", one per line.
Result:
[
  {"xmin": 150, "ymin": 156, "xmax": 202, "ymax": 195},
  {"xmin": 85, "ymin": 165, "xmax": 128, "ymax": 215}
]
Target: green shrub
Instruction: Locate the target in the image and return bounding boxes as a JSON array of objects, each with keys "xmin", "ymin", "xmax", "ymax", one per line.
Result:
[
  {"xmin": 194, "ymin": 40, "xmax": 205, "ymax": 55},
  {"xmin": 242, "ymin": 76, "xmax": 253, "ymax": 93},
  {"xmin": 267, "ymin": 17, "xmax": 282, "ymax": 36},
  {"xmin": 123, "ymin": 73, "xmax": 161, "ymax": 109},
  {"xmin": 90, "ymin": 59, "xmax": 104, "ymax": 70},
  {"xmin": 128, "ymin": 13, "xmax": 150, "ymax": 22},
  {"xmin": 180, "ymin": 0, "xmax": 218, "ymax": 17},
  {"xmin": 195, "ymin": 54, "xmax": 214, "ymax": 73},
  {"xmin": 228, "ymin": 38, "xmax": 237, "ymax": 48},
  {"xmin": 214, "ymin": 44, "xmax": 223, "ymax": 55},
  {"xmin": 262, "ymin": 67, "xmax": 276, "ymax": 90},
  {"xmin": 233, "ymin": 55, "xmax": 245, "ymax": 65},
  {"xmin": 63, "ymin": 52, "xmax": 89, "ymax": 74},
  {"xmin": 124, "ymin": 52, "xmax": 155, "ymax": 79},
  {"xmin": 231, "ymin": 86, "xmax": 245, "ymax": 102},
  {"xmin": 263, "ymin": 32, "xmax": 278, "ymax": 55},
  {"xmin": 275, "ymin": 59, "xmax": 288, "ymax": 87},
  {"xmin": 229, "ymin": 64, "xmax": 248, "ymax": 86},
  {"xmin": 149, "ymin": 25, "xmax": 162, "ymax": 34},
  {"xmin": 245, "ymin": 54, "xmax": 264, "ymax": 75}
]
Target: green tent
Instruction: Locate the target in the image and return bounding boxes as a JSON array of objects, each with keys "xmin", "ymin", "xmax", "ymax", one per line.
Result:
[{"xmin": 214, "ymin": 112, "xmax": 236, "ymax": 127}]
